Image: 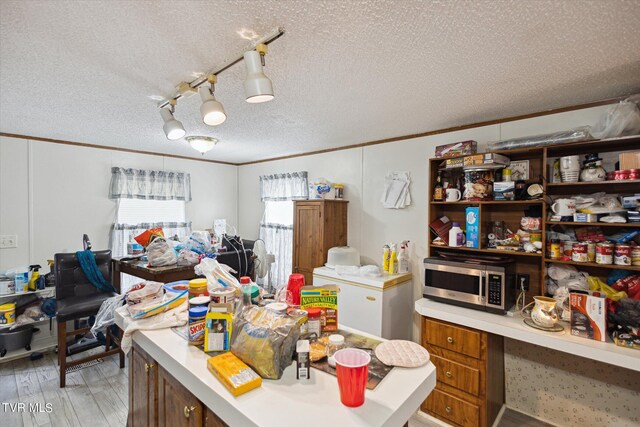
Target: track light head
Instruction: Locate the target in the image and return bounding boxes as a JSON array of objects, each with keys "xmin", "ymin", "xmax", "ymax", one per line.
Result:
[
  {"xmin": 199, "ymin": 86, "xmax": 227, "ymax": 126},
  {"xmin": 243, "ymin": 49, "xmax": 274, "ymax": 103},
  {"xmin": 160, "ymin": 106, "xmax": 186, "ymax": 140}
]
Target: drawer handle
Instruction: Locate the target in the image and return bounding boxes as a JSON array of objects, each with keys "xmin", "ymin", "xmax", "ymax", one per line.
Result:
[
  {"xmin": 447, "ymin": 336, "xmax": 454, "ymax": 344},
  {"xmin": 366, "ymin": 296, "xmax": 376, "ymax": 301},
  {"xmin": 184, "ymin": 405, "xmax": 196, "ymax": 418},
  {"xmin": 144, "ymin": 363, "xmax": 155, "ymax": 373},
  {"xmin": 445, "ymin": 371, "xmax": 452, "ymax": 378},
  {"xmin": 445, "ymin": 406, "xmax": 452, "ymax": 414}
]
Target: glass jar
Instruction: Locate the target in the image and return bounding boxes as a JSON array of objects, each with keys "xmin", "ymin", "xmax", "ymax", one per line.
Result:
[{"xmin": 326, "ymin": 334, "xmax": 345, "ymax": 368}]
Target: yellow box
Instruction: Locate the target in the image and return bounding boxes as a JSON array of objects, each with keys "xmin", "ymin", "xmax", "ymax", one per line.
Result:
[
  {"xmin": 207, "ymin": 352, "xmax": 262, "ymax": 397},
  {"xmin": 204, "ymin": 304, "xmax": 233, "ymax": 352}
]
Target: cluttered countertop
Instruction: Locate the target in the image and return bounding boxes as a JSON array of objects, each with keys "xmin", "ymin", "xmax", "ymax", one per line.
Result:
[{"xmin": 116, "ymin": 309, "xmax": 436, "ymax": 427}]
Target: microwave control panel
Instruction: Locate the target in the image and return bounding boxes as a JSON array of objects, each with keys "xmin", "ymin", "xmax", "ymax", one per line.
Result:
[{"xmin": 487, "ymin": 274, "xmax": 502, "ymax": 306}]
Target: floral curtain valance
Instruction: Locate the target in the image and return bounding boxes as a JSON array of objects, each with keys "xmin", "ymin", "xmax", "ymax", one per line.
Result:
[
  {"xmin": 109, "ymin": 167, "xmax": 192, "ymax": 201},
  {"xmin": 260, "ymin": 171, "xmax": 308, "ymax": 202}
]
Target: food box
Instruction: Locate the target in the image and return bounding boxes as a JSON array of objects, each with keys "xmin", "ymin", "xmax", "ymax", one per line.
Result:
[
  {"xmin": 573, "ymin": 213, "xmax": 598, "ymax": 223},
  {"xmin": 620, "ymin": 194, "xmax": 640, "ymax": 209},
  {"xmin": 444, "ymin": 157, "xmax": 464, "ymax": 169},
  {"xmin": 613, "ymin": 332, "xmax": 640, "ymax": 350},
  {"xmin": 493, "ymin": 181, "xmax": 515, "ymax": 201},
  {"xmin": 204, "ymin": 304, "xmax": 233, "ymax": 352},
  {"xmin": 434, "ymin": 140, "xmax": 477, "ymax": 158},
  {"xmin": 465, "ymin": 207, "xmax": 480, "ymax": 249},
  {"xmin": 570, "ymin": 291, "xmax": 606, "ymax": 342},
  {"xmin": 463, "ymin": 153, "xmax": 510, "ymax": 167},
  {"xmin": 207, "ymin": 352, "xmax": 262, "ymax": 396},
  {"xmin": 620, "ymin": 152, "xmax": 640, "ymax": 170},
  {"xmin": 300, "ymin": 285, "xmax": 338, "ymax": 332}
]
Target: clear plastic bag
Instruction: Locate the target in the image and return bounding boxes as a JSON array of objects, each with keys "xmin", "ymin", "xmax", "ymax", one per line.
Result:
[
  {"xmin": 591, "ymin": 97, "xmax": 640, "ymax": 139},
  {"xmin": 147, "ymin": 237, "xmax": 177, "ymax": 267},
  {"xmin": 195, "ymin": 257, "xmax": 241, "ymax": 293},
  {"xmin": 231, "ymin": 306, "xmax": 300, "ymax": 379},
  {"xmin": 91, "ymin": 295, "xmax": 124, "ymax": 338},
  {"xmin": 488, "ymin": 127, "xmax": 592, "ymax": 150},
  {"xmin": 177, "ymin": 249, "xmax": 200, "ymax": 266}
]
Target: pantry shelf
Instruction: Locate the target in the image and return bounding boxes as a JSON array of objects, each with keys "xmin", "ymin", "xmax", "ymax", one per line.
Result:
[
  {"xmin": 547, "ymin": 221, "xmax": 640, "ymax": 228},
  {"xmin": 546, "ymin": 179, "xmax": 640, "ymax": 194},
  {"xmin": 430, "ymin": 244, "xmax": 543, "ymax": 257},
  {"xmin": 430, "ymin": 200, "xmax": 544, "ymax": 205},
  {"xmin": 544, "ymin": 258, "xmax": 640, "ymax": 272}
]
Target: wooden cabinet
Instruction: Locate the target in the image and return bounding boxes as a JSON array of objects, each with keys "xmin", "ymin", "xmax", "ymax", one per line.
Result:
[
  {"xmin": 129, "ymin": 342, "xmax": 158, "ymax": 427},
  {"xmin": 129, "ymin": 343, "xmax": 228, "ymax": 427},
  {"xmin": 158, "ymin": 365, "xmax": 203, "ymax": 427},
  {"xmin": 422, "ymin": 317, "xmax": 503, "ymax": 427},
  {"xmin": 293, "ymin": 200, "xmax": 348, "ymax": 285}
]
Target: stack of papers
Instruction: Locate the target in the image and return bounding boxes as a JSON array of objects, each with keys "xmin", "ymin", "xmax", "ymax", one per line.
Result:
[{"xmin": 381, "ymin": 171, "xmax": 412, "ymax": 209}]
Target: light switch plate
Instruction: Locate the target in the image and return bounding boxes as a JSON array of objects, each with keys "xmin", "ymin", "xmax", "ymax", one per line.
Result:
[{"xmin": 0, "ymin": 235, "xmax": 18, "ymax": 248}]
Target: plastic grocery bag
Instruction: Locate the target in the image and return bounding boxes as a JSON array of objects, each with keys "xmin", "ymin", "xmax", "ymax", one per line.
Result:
[
  {"xmin": 91, "ymin": 295, "xmax": 124, "ymax": 338},
  {"xmin": 587, "ymin": 276, "xmax": 628, "ymax": 302},
  {"xmin": 195, "ymin": 257, "xmax": 241, "ymax": 293},
  {"xmin": 125, "ymin": 281, "xmax": 164, "ymax": 306},
  {"xmin": 591, "ymin": 96, "xmax": 640, "ymax": 139},
  {"xmin": 177, "ymin": 249, "xmax": 200, "ymax": 266},
  {"xmin": 231, "ymin": 306, "xmax": 300, "ymax": 379},
  {"xmin": 147, "ymin": 237, "xmax": 177, "ymax": 267}
]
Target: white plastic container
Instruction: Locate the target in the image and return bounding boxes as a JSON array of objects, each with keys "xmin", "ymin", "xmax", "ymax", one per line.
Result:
[{"xmin": 448, "ymin": 222, "xmax": 465, "ymax": 247}]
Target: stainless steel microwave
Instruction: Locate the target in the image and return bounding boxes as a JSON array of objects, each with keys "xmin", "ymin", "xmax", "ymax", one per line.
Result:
[{"xmin": 423, "ymin": 257, "xmax": 515, "ymax": 314}]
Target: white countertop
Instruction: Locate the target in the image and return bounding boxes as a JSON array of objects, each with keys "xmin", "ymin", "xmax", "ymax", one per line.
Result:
[
  {"xmin": 116, "ymin": 311, "xmax": 436, "ymax": 427},
  {"xmin": 415, "ymin": 298, "xmax": 640, "ymax": 372}
]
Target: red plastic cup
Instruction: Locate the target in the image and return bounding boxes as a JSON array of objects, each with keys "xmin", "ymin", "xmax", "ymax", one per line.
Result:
[
  {"xmin": 334, "ymin": 348, "xmax": 371, "ymax": 407},
  {"xmin": 286, "ymin": 273, "xmax": 305, "ymax": 305}
]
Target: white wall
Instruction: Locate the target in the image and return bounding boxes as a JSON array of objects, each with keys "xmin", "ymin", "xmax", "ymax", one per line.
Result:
[{"xmin": 0, "ymin": 136, "xmax": 238, "ymax": 271}]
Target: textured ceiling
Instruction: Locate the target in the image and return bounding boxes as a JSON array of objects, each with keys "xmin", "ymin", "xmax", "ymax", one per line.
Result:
[{"xmin": 1, "ymin": 0, "xmax": 639, "ymax": 164}]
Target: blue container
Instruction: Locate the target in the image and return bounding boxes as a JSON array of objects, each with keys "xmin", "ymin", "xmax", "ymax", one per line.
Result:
[{"xmin": 465, "ymin": 207, "xmax": 480, "ymax": 249}]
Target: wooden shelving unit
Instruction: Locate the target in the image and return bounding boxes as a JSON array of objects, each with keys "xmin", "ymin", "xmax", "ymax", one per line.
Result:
[{"xmin": 428, "ymin": 135, "xmax": 640, "ymax": 298}]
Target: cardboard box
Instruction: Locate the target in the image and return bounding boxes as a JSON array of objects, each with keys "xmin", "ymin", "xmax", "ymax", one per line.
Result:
[
  {"xmin": 435, "ymin": 140, "xmax": 477, "ymax": 158},
  {"xmin": 465, "ymin": 207, "xmax": 480, "ymax": 248},
  {"xmin": 463, "ymin": 153, "xmax": 510, "ymax": 166},
  {"xmin": 620, "ymin": 152, "xmax": 640, "ymax": 170},
  {"xmin": 570, "ymin": 291, "xmax": 607, "ymax": 342},
  {"xmin": 444, "ymin": 157, "xmax": 464, "ymax": 169},
  {"xmin": 300, "ymin": 285, "xmax": 338, "ymax": 332},
  {"xmin": 573, "ymin": 213, "xmax": 598, "ymax": 223},
  {"xmin": 207, "ymin": 352, "xmax": 262, "ymax": 396},
  {"xmin": 620, "ymin": 194, "xmax": 640, "ymax": 209},
  {"xmin": 204, "ymin": 303, "xmax": 233, "ymax": 352},
  {"xmin": 493, "ymin": 181, "xmax": 515, "ymax": 200}
]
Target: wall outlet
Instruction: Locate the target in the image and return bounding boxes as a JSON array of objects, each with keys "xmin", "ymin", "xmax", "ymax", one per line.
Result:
[
  {"xmin": 0, "ymin": 235, "xmax": 18, "ymax": 249},
  {"xmin": 517, "ymin": 273, "xmax": 530, "ymax": 291}
]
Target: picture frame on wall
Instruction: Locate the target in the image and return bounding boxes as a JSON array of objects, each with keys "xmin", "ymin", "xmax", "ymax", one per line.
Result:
[{"xmin": 510, "ymin": 160, "xmax": 530, "ymax": 181}]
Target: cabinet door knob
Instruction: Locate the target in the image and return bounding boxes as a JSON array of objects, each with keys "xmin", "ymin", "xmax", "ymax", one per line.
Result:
[
  {"xmin": 445, "ymin": 406, "xmax": 452, "ymax": 414},
  {"xmin": 447, "ymin": 336, "xmax": 454, "ymax": 344},
  {"xmin": 445, "ymin": 371, "xmax": 452, "ymax": 378},
  {"xmin": 366, "ymin": 296, "xmax": 376, "ymax": 301},
  {"xmin": 144, "ymin": 363, "xmax": 155, "ymax": 373},
  {"xmin": 184, "ymin": 405, "xmax": 196, "ymax": 418}
]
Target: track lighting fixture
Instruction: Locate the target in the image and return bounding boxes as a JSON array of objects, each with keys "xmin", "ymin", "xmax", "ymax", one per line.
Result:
[
  {"xmin": 199, "ymin": 75, "xmax": 227, "ymax": 126},
  {"xmin": 186, "ymin": 136, "xmax": 218, "ymax": 154},
  {"xmin": 243, "ymin": 44, "xmax": 274, "ymax": 103},
  {"xmin": 154, "ymin": 27, "xmax": 284, "ymax": 152},
  {"xmin": 160, "ymin": 101, "xmax": 186, "ymax": 140}
]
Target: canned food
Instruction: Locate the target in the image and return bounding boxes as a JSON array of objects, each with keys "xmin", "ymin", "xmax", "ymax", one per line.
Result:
[
  {"xmin": 562, "ymin": 241, "xmax": 573, "ymax": 258},
  {"xmin": 632, "ymin": 247, "xmax": 640, "ymax": 266},
  {"xmin": 614, "ymin": 170, "xmax": 629, "ymax": 180},
  {"xmin": 549, "ymin": 240, "xmax": 562, "ymax": 260},
  {"xmin": 572, "ymin": 242, "xmax": 588, "ymax": 263},
  {"xmin": 615, "ymin": 244, "xmax": 631, "ymax": 266},
  {"xmin": 629, "ymin": 169, "xmax": 640, "ymax": 180},
  {"xmin": 586, "ymin": 241, "xmax": 596, "ymax": 262},
  {"xmin": 596, "ymin": 242, "xmax": 614, "ymax": 264}
]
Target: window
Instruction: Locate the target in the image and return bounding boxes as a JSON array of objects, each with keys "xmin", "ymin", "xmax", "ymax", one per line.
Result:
[
  {"xmin": 263, "ymin": 201, "xmax": 294, "ymax": 226},
  {"xmin": 116, "ymin": 199, "xmax": 186, "ymax": 225}
]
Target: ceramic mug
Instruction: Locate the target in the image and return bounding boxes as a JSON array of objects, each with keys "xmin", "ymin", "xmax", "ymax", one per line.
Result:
[
  {"xmin": 551, "ymin": 198, "xmax": 576, "ymax": 216},
  {"xmin": 446, "ymin": 188, "xmax": 462, "ymax": 202},
  {"xmin": 560, "ymin": 155, "xmax": 580, "ymax": 182}
]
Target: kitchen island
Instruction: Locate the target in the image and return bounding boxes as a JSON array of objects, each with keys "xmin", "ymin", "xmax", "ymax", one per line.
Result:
[{"xmin": 115, "ymin": 310, "xmax": 436, "ymax": 427}]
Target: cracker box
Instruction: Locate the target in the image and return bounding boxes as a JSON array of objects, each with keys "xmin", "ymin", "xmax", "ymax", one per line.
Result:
[
  {"xmin": 434, "ymin": 140, "xmax": 477, "ymax": 158},
  {"xmin": 300, "ymin": 285, "xmax": 338, "ymax": 332},
  {"xmin": 570, "ymin": 291, "xmax": 607, "ymax": 342},
  {"xmin": 463, "ymin": 153, "xmax": 510, "ymax": 167},
  {"xmin": 207, "ymin": 352, "xmax": 262, "ymax": 396},
  {"xmin": 204, "ymin": 303, "xmax": 233, "ymax": 352},
  {"xmin": 465, "ymin": 207, "xmax": 480, "ymax": 249}
]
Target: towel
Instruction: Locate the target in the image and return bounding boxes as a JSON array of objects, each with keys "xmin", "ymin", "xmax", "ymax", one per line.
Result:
[
  {"xmin": 116, "ymin": 302, "xmax": 188, "ymax": 354},
  {"xmin": 75, "ymin": 250, "xmax": 116, "ymax": 293}
]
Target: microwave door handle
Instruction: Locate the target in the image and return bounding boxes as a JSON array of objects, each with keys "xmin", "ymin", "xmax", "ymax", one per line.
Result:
[{"xmin": 479, "ymin": 272, "xmax": 485, "ymax": 303}]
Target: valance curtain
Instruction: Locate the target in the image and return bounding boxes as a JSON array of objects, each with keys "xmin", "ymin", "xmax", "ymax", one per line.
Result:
[
  {"xmin": 260, "ymin": 171, "xmax": 308, "ymax": 201},
  {"xmin": 109, "ymin": 167, "xmax": 192, "ymax": 201},
  {"xmin": 259, "ymin": 171, "xmax": 308, "ymax": 290}
]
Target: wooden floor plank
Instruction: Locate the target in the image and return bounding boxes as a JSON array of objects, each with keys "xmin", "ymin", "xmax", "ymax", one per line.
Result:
[
  {"xmin": 0, "ymin": 373, "xmax": 24, "ymax": 427},
  {"xmin": 94, "ymin": 355, "xmax": 128, "ymax": 407},
  {"xmin": 91, "ymin": 389, "xmax": 128, "ymax": 427},
  {"xmin": 36, "ymin": 356, "xmax": 82, "ymax": 427}
]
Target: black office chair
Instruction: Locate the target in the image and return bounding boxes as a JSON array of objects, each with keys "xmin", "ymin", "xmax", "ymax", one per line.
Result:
[{"xmin": 54, "ymin": 250, "xmax": 124, "ymax": 388}]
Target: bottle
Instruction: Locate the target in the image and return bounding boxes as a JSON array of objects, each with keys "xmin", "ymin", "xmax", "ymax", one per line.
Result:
[
  {"xmin": 240, "ymin": 276, "xmax": 253, "ymax": 308},
  {"xmin": 389, "ymin": 244, "xmax": 398, "ymax": 274},
  {"xmin": 28, "ymin": 265, "xmax": 41, "ymax": 292},
  {"xmin": 397, "ymin": 242, "xmax": 410, "ymax": 274},
  {"xmin": 448, "ymin": 222, "xmax": 464, "ymax": 247},
  {"xmin": 433, "ymin": 171, "xmax": 444, "ymax": 201},
  {"xmin": 327, "ymin": 334, "xmax": 345, "ymax": 367},
  {"xmin": 502, "ymin": 167, "xmax": 512, "ymax": 182},
  {"xmin": 382, "ymin": 245, "xmax": 390, "ymax": 272}
]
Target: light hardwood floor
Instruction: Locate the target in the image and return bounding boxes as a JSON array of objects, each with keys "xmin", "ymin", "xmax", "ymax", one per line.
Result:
[{"xmin": 0, "ymin": 348, "xmax": 127, "ymax": 427}]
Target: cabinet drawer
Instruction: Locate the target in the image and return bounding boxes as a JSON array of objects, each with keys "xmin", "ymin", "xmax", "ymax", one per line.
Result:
[
  {"xmin": 431, "ymin": 355, "xmax": 481, "ymax": 397},
  {"xmin": 424, "ymin": 389, "xmax": 480, "ymax": 427},
  {"xmin": 424, "ymin": 319, "xmax": 482, "ymax": 359}
]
